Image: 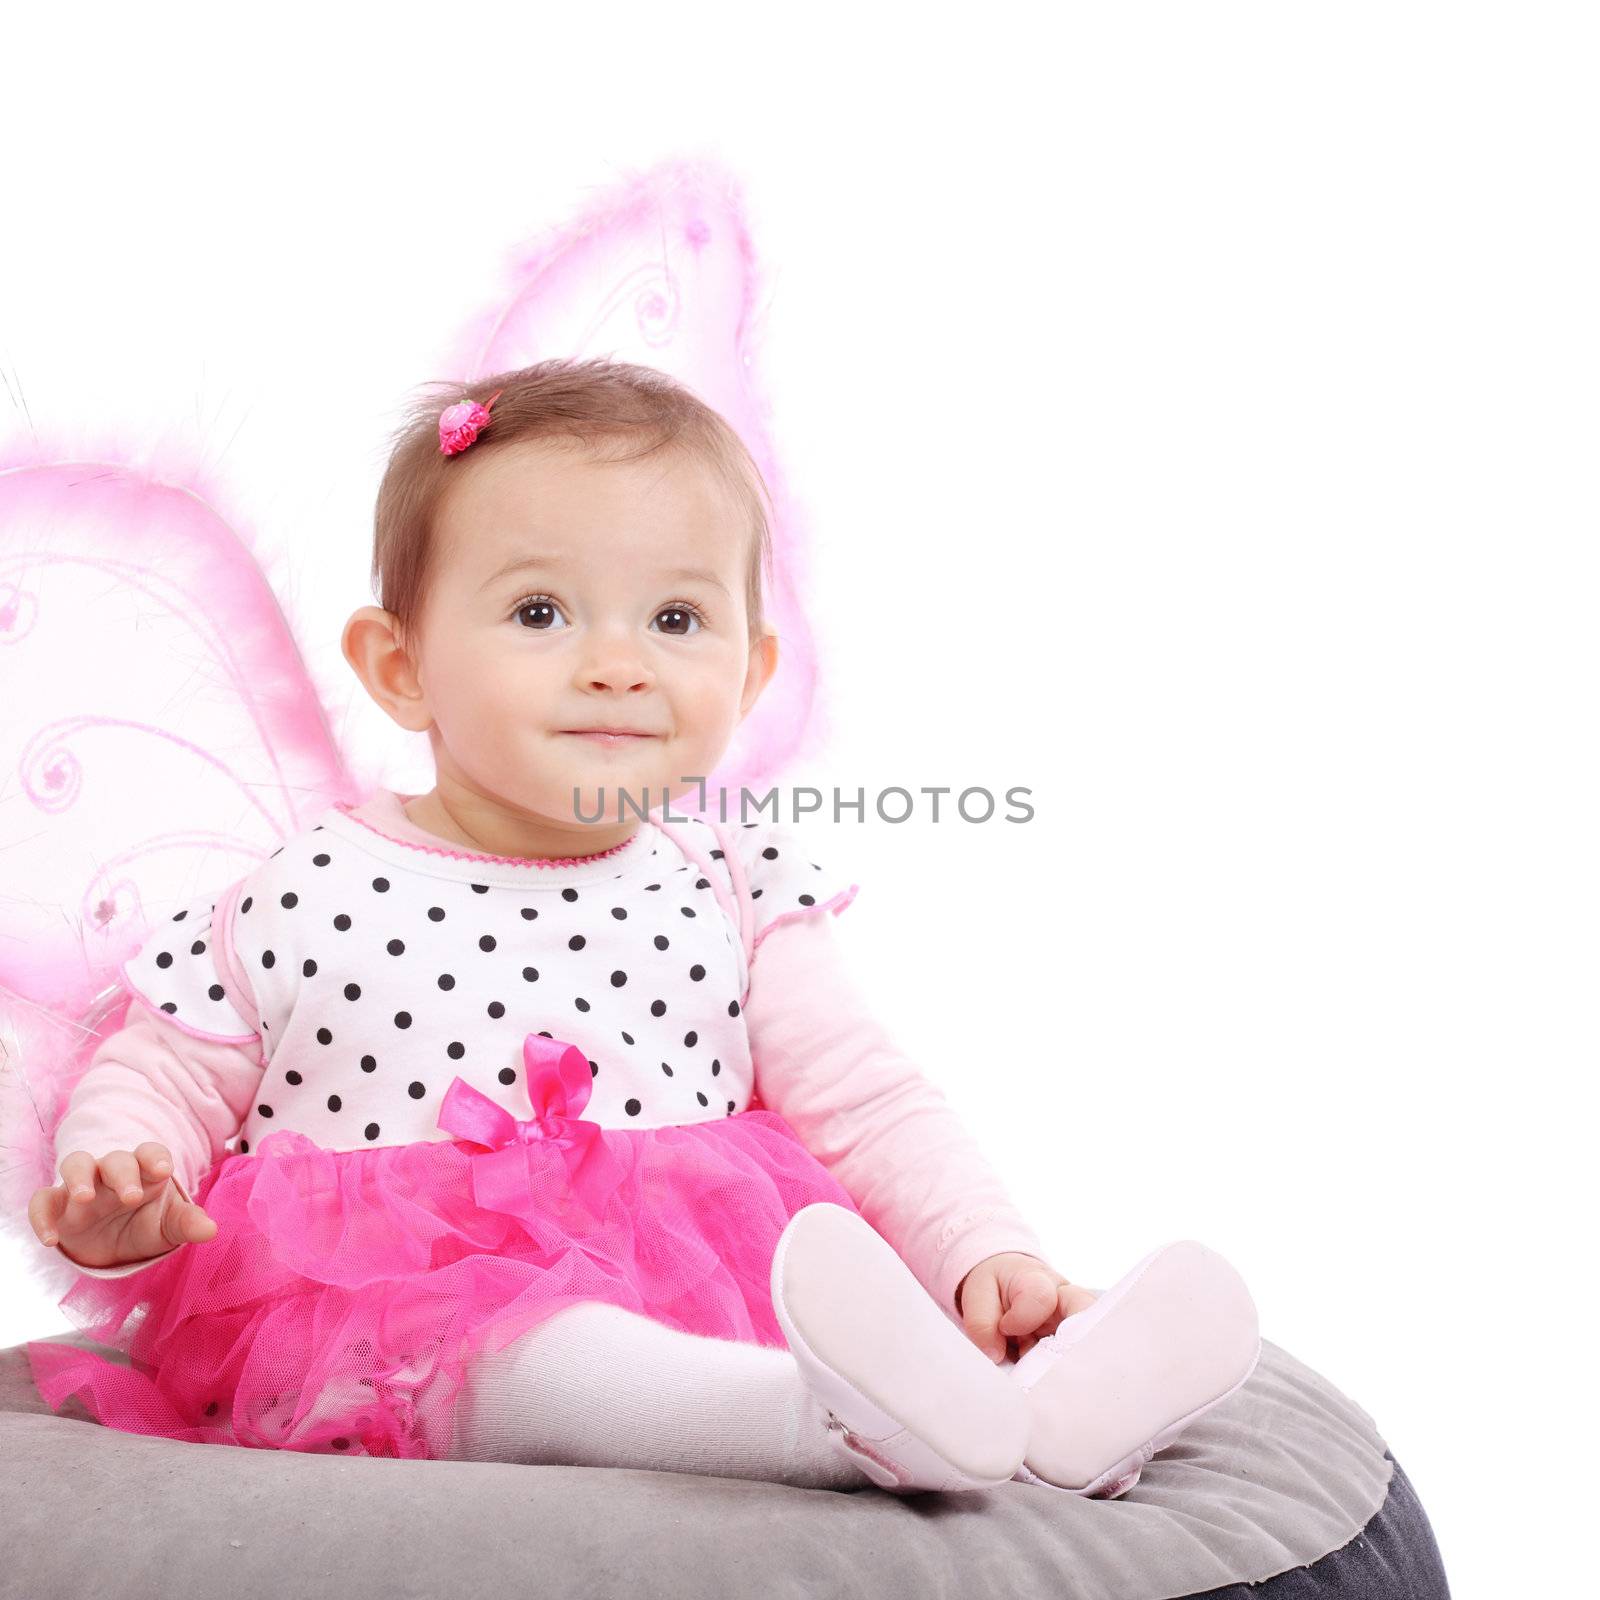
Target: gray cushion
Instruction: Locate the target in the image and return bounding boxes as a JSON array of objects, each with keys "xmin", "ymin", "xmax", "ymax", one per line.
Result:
[{"xmin": 1, "ymin": 1332, "xmax": 1448, "ymax": 1599}]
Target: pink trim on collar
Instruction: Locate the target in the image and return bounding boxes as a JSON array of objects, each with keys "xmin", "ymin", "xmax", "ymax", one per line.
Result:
[{"xmin": 333, "ymin": 797, "xmax": 642, "ymax": 869}]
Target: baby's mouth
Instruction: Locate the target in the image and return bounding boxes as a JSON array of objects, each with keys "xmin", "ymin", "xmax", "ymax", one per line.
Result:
[{"xmin": 559, "ymin": 729, "xmax": 659, "ymax": 746}]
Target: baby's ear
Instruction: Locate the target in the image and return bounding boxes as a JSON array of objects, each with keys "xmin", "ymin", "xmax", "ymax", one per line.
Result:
[
  {"xmin": 341, "ymin": 606, "xmax": 431, "ymax": 732},
  {"xmin": 740, "ymin": 625, "xmax": 780, "ymax": 718}
]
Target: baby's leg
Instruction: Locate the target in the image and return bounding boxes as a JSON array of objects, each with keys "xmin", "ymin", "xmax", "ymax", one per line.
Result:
[{"xmin": 445, "ymin": 1300, "xmax": 866, "ymax": 1490}]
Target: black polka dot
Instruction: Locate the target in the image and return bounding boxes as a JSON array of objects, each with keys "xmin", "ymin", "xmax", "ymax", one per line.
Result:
[
  {"xmin": 156, "ymin": 951, "xmax": 173, "ymax": 969},
  {"xmin": 258, "ymin": 1104, "xmax": 273, "ymax": 1118},
  {"xmin": 395, "ymin": 1011, "xmax": 412, "ymax": 1029},
  {"xmin": 568, "ymin": 935, "xmax": 586, "ymax": 952},
  {"xmin": 208, "ymin": 984, "xmax": 225, "ymax": 1001},
  {"xmin": 372, "ymin": 877, "xmax": 390, "ymax": 893},
  {"xmin": 680, "ymin": 906, "xmax": 696, "ymax": 918},
  {"xmin": 520, "ymin": 907, "xmax": 538, "ymax": 921},
  {"xmin": 239, "ymin": 1138, "xmax": 250, "ymax": 1152},
  {"xmin": 610, "ymin": 970, "xmax": 627, "ymax": 987},
  {"xmin": 726, "ymin": 1100, "xmax": 736, "ymax": 1114},
  {"xmin": 611, "ymin": 907, "xmax": 627, "ymax": 920},
  {"xmin": 727, "ymin": 1000, "xmax": 740, "ymax": 1017},
  {"xmin": 241, "ymin": 897, "xmax": 253, "ymax": 913},
  {"xmin": 498, "ymin": 1066, "xmax": 516, "ymax": 1085},
  {"xmin": 762, "ymin": 846, "xmax": 779, "ymax": 860},
  {"xmin": 650, "ymin": 999, "xmax": 667, "ymax": 1017},
  {"xmin": 562, "ymin": 888, "xmax": 579, "ymax": 903},
  {"xmin": 344, "ymin": 983, "xmax": 361, "ymax": 1001},
  {"xmin": 695, "ymin": 878, "xmax": 709, "ymax": 890},
  {"xmin": 624, "ymin": 1098, "xmax": 642, "ymax": 1116},
  {"xmin": 261, "ymin": 950, "xmax": 276, "ymax": 968},
  {"xmin": 360, "ymin": 1055, "xmax": 377, "ymax": 1073},
  {"xmin": 190, "ymin": 939, "xmax": 206, "ymax": 956},
  {"xmin": 173, "ymin": 910, "xmax": 188, "ymax": 921},
  {"xmin": 428, "ymin": 906, "xmax": 446, "ymax": 922},
  {"xmin": 286, "ymin": 1070, "xmax": 302, "ymax": 1085},
  {"xmin": 316, "ymin": 1027, "xmax": 333, "ymax": 1045},
  {"xmin": 661, "ymin": 1061, "xmax": 674, "ymax": 1077},
  {"xmin": 711, "ymin": 1059, "xmax": 721, "ymax": 1076},
  {"xmin": 471, "ymin": 884, "xmax": 489, "ymax": 895},
  {"xmin": 683, "ymin": 1031, "xmax": 698, "ymax": 1048},
  {"xmin": 574, "ymin": 997, "xmax": 590, "ymax": 1012},
  {"xmin": 280, "ymin": 892, "xmax": 298, "ymax": 909},
  {"xmin": 799, "ymin": 894, "xmax": 815, "ymax": 906},
  {"xmin": 645, "ymin": 883, "xmax": 661, "ymax": 892},
  {"xmin": 523, "ymin": 967, "xmax": 539, "ymax": 982},
  {"xmin": 621, "ymin": 1031, "xmax": 634, "ymax": 1045},
  {"xmin": 303, "ymin": 958, "xmax": 318, "ymax": 977},
  {"xmin": 160, "ymin": 1001, "xmax": 177, "ymax": 1014},
  {"xmin": 654, "ymin": 935, "xmax": 670, "ymax": 951},
  {"xmin": 447, "ymin": 1042, "xmax": 465, "ymax": 1060},
  {"xmin": 408, "ymin": 1081, "xmax": 426, "ymax": 1099},
  {"xmin": 364, "ymin": 1123, "xmax": 380, "ymax": 1140},
  {"xmin": 588, "ymin": 1059, "xmax": 598, "ymax": 1076},
  {"xmin": 387, "ymin": 939, "xmax": 404, "ymax": 956},
  {"xmin": 696, "ymin": 1091, "xmax": 708, "ymax": 1107},
  {"xmin": 689, "ymin": 964, "xmax": 705, "ymax": 981},
  {"xmin": 479, "ymin": 934, "xmax": 496, "ymax": 952},
  {"xmin": 437, "ymin": 973, "xmax": 455, "ymax": 991},
  {"xmin": 313, "ymin": 853, "xmax": 331, "ymax": 867},
  {"xmin": 487, "ymin": 1001, "xmax": 505, "ymax": 1019},
  {"xmin": 751, "ymin": 888, "xmax": 764, "ymax": 900},
  {"xmin": 327, "ymin": 1094, "xmax": 342, "ymax": 1112}
]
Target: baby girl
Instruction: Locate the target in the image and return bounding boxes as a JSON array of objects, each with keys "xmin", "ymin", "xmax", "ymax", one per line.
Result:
[{"xmin": 25, "ymin": 358, "xmax": 1259, "ymax": 1495}]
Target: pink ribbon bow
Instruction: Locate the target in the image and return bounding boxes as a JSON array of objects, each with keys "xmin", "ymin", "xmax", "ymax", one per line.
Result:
[{"xmin": 436, "ymin": 1033, "xmax": 626, "ymax": 1216}]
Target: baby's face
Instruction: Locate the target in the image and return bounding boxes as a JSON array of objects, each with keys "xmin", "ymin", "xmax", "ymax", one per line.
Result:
[{"xmin": 408, "ymin": 439, "xmax": 772, "ymax": 831}]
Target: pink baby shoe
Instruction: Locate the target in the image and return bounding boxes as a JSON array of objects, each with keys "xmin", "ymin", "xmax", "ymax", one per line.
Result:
[
  {"xmin": 770, "ymin": 1202, "xmax": 1031, "ymax": 1493},
  {"xmin": 1007, "ymin": 1239, "xmax": 1262, "ymax": 1499}
]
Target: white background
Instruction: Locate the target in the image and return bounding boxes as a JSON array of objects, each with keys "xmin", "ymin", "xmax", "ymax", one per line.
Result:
[{"xmin": 2, "ymin": 4, "xmax": 1595, "ymax": 1592}]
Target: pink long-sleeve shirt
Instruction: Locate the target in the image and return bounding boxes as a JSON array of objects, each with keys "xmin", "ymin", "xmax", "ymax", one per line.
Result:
[{"xmin": 49, "ymin": 790, "xmax": 1047, "ymax": 1321}]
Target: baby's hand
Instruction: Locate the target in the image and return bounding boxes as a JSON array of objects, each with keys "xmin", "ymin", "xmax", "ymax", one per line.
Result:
[
  {"xmin": 956, "ymin": 1252, "xmax": 1100, "ymax": 1364},
  {"xmin": 28, "ymin": 1143, "xmax": 218, "ymax": 1270}
]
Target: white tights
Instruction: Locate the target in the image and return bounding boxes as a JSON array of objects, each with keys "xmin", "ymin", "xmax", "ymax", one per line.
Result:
[{"xmin": 444, "ymin": 1299, "xmax": 877, "ymax": 1490}]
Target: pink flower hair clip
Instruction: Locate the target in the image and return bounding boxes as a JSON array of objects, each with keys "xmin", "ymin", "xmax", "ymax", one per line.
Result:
[{"xmin": 438, "ymin": 387, "xmax": 505, "ymax": 456}]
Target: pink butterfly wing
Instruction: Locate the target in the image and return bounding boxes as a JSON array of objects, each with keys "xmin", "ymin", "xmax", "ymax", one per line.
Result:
[
  {"xmin": 0, "ymin": 451, "xmax": 360, "ymax": 1260},
  {"xmin": 441, "ymin": 156, "xmax": 834, "ymax": 806}
]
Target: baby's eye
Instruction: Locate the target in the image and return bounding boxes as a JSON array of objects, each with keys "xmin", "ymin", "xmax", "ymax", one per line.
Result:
[
  {"xmin": 513, "ymin": 597, "xmax": 567, "ymax": 631},
  {"xmin": 653, "ymin": 606, "xmax": 703, "ymax": 637}
]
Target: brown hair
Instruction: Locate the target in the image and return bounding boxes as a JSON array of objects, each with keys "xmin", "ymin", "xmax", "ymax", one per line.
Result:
[{"xmin": 371, "ymin": 357, "xmax": 774, "ymax": 653}]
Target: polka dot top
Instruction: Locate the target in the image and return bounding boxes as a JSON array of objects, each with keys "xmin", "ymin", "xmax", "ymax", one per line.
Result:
[{"xmin": 117, "ymin": 790, "xmax": 859, "ymax": 1156}]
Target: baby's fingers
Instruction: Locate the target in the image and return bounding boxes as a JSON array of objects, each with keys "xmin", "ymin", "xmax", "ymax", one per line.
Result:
[
  {"xmin": 1060, "ymin": 1283, "xmax": 1100, "ymax": 1318},
  {"xmin": 961, "ymin": 1270, "xmax": 1009, "ymax": 1364},
  {"xmin": 57, "ymin": 1150, "xmax": 101, "ymax": 1205},
  {"xmin": 28, "ymin": 1184, "xmax": 70, "ymax": 1247},
  {"xmin": 170, "ymin": 1201, "xmax": 218, "ymax": 1246},
  {"xmin": 133, "ymin": 1142, "xmax": 176, "ymax": 1189},
  {"xmin": 998, "ymin": 1266, "xmax": 1064, "ymax": 1338},
  {"xmin": 97, "ymin": 1149, "xmax": 146, "ymax": 1207}
]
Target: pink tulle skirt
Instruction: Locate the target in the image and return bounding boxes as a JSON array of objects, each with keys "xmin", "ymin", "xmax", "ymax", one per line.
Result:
[{"xmin": 26, "ymin": 1105, "xmax": 861, "ymax": 1460}]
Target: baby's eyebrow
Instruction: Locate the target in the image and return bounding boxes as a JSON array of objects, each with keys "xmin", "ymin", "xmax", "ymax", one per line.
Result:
[
  {"xmin": 480, "ymin": 554, "xmax": 565, "ymax": 591},
  {"xmin": 663, "ymin": 567, "xmax": 731, "ymax": 596},
  {"xmin": 480, "ymin": 555, "xmax": 729, "ymax": 596}
]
